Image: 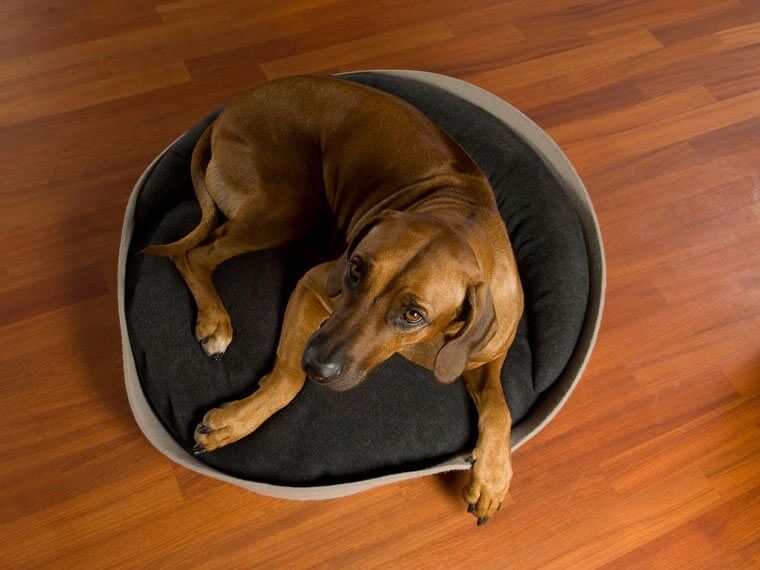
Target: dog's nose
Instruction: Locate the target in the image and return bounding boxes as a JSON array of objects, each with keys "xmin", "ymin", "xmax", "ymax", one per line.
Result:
[{"xmin": 302, "ymin": 345, "xmax": 343, "ymax": 383}]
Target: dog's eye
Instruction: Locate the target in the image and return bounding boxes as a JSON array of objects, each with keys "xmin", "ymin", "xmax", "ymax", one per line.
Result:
[
  {"xmin": 402, "ymin": 309, "xmax": 423, "ymax": 324},
  {"xmin": 348, "ymin": 258, "xmax": 362, "ymax": 283}
]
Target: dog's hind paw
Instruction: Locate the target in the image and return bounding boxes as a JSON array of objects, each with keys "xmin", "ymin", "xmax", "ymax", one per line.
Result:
[{"xmin": 195, "ymin": 314, "xmax": 233, "ymax": 358}]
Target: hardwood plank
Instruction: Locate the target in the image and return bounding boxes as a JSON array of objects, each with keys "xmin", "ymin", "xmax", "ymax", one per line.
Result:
[
  {"xmin": 0, "ymin": 0, "xmax": 162, "ymax": 58},
  {"xmin": 324, "ymin": 22, "xmax": 583, "ymax": 79},
  {"xmin": 651, "ymin": 0, "xmax": 760, "ymax": 44},
  {"xmin": 605, "ymin": 489, "xmax": 760, "ymax": 567},
  {"xmin": 548, "ymin": 85, "xmax": 716, "ymax": 144},
  {"xmin": 689, "ymin": 116, "xmax": 760, "ymax": 162},
  {"xmin": 465, "ymin": 29, "xmax": 663, "ymax": 91},
  {"xmin": 155, "ymin": 0, "xmax": 234, "ymax": 25},
  {"xmin": 0, "ymin": 61, "xmax": 192, "ymax": 127},
  {"xmin": 636, "ymin": 42, "xmax": 760, "ymax": 99},
  {"xmin": 486, "ymin": 22, "xmax": 759, "ymax": 110},
  {"xmin": 0, "ymin": 266, "xmax": 108, "ymax": 326},
  {"xmin": 564, "ymin": 89, "xmax": 760, "ymax": 172},
  {"xmin": 515, "ymin": 0, "xmax": 740, "ymax": 41},
  {"xmin": 522, "ymin": 81, "xmax": 647, "ymax": 129},
  {"xmin": 260, "ymin": 21, "xmax": 455, "ymax": 78}
]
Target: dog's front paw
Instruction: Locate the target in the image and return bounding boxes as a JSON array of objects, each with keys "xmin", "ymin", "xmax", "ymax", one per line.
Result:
[
  {"xmin": 195, "ymin": 312, "xmax": 233, "ymax": 358},
  {"xmin": 192, "ymin": 402, "xmax": 244, "ymax": 454},
  {"xmin": 464, "ymin": 456, "xmax": 512, "ymax": 525}
]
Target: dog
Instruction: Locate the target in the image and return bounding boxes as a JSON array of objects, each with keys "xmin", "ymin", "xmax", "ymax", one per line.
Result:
[{"xmin": 144, "ymin": 75, "xmax": 523, "ymax": 524}]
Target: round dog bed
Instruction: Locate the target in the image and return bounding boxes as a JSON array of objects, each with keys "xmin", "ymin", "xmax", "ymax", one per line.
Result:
[{"xmin": 119, "ymin": 70, "xmax": 605, "ymax": 499}]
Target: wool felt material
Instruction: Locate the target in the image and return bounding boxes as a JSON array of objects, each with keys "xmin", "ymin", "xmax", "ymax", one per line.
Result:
[{"xmin": 125, "ymin": 73, "xmax": 589, "ymax": 486}]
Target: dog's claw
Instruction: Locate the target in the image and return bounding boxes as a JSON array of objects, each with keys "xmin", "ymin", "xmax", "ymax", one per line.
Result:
[
  {"xmin": 467, "ymin": 503, "xmax": 476, "ymax": 514},
  {"xmin": 211, "ymin": 353, "xmax": 222, "ymax": 362},
  {"xmin": 466, "ymin": 455, "xmax": 476, "ymax": 465},
  {"xmin": 192, "ymin": 443, "xmax": 206, "ymax": 456},
  {"xmin": 477, "ymin": 517, "xmax": 489, "ymax": 526}
]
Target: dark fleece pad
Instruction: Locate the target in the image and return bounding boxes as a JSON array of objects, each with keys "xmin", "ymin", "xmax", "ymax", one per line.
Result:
[{"xmin": 125, "ymin": 73, "xmax": 589, "ymax": 486}]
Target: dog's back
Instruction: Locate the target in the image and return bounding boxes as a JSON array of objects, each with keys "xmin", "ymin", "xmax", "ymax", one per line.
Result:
[{"xmin": 210, "ymin": 76, "xmax": 490, "ymax": 233}]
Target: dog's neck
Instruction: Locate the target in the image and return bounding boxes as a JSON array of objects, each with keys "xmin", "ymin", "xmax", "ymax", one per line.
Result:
[{"xmin": 344, "ymin": 174, "xmax": 496, "ymax": 241}]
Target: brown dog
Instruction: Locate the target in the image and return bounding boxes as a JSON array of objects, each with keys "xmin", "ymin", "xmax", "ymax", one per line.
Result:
[{"xmin": 144, "ymin": 75, "xmax": 523, "ymax": 524}]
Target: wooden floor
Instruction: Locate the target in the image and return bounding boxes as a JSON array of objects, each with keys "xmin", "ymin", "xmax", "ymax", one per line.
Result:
[{"xmin": 1, "ymin": 0, "xmax": 758, "ymax": 567}]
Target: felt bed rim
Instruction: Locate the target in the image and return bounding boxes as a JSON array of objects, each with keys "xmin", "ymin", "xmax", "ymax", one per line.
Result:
[{"xmin": 118, "ymin": 70, "xmax": 606, "ymax": 500}]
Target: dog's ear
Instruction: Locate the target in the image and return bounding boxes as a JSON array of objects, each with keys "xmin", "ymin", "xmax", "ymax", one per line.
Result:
[
  {"xmin": 325, "ymin": 210, "xmax": 398, "ymax": 298},
  {"xmin": 325, "ymin": 261, "xmax": 344, "ymax": 298},
  {"xmin": 434, "ymin": 281, "xmax": 497, "ymax": 383}
]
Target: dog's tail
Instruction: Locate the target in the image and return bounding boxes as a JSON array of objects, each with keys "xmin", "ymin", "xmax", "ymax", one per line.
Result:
[{"xmin": 142, "ymin": 122, "xmax": 218, "ymax": 257}]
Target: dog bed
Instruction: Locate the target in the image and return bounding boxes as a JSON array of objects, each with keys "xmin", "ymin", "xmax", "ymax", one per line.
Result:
[{"xmin": 119, "ymin": 71, "xmax": 605, "ymax": 499}]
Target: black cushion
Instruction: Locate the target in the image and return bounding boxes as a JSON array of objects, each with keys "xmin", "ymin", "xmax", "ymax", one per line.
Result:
[{"xmin": 125, "ymin": 73, "xmax": 588, "ymax": 486}]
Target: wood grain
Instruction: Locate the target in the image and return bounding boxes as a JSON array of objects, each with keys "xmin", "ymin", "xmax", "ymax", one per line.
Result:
[{"xmin": 0, "ymin": 0, "xmax": 757, "ymax": 567}]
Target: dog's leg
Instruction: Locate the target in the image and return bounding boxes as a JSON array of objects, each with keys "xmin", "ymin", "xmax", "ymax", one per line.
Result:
[
  {"xmin": 192, "ymin": 263, "xmax": 333, "ymax": 453},
  {"xmin": 171, "ymin": 222, "xmax": 259, "ymax": 357},
  {"xmin": 462, "ymin": 352, "xmax": 512, "ymax": 525}
]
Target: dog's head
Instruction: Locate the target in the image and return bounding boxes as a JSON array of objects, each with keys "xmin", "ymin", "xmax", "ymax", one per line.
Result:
[{"xmin": 302, "ymin": 210, "xmax": 497, "ymax": 391}]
